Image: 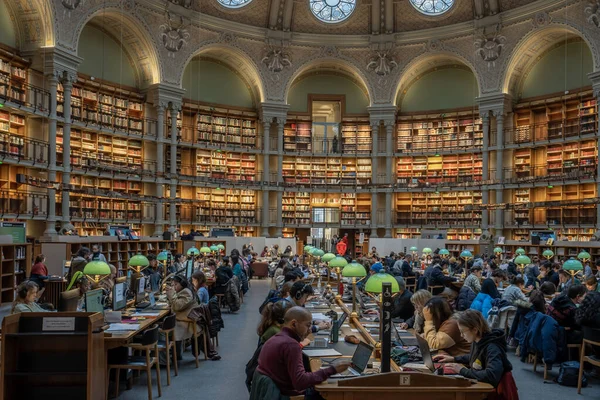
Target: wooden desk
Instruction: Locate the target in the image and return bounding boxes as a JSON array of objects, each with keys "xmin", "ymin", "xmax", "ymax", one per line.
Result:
[
  {"xmin": 104, "ymin": 308, "xmax": 170, "ymax": 350},
  {"xmin": 40, "ymin": 279, "xmax": 67, "ymax": 309},
  {"xmin": 316, "ymin": 372, "xmax": 494, "ymax": 400}
]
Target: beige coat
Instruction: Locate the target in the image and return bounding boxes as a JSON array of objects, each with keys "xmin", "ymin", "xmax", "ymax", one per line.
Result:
[{"xmin": 168, "ymin": 288, "xmax": 197, "ymax": 340}]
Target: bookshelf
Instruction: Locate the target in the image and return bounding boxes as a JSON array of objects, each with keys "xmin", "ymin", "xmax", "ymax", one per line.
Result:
[
  {"xmin": 282, "ymin": 192, "xmax": 311, "ymax": 225},
  {"xmin": 0, "ymin": 109, "xmax": 25, "ymax": 157},
  {"xmin": 395, "ymin": 191, "xmax": 482, "ymax": 226},
  {"xmin": 354, "ymin": 231, "xmax": 368, "ymax": 258},
  {"xmin": 195, "ymin": 112, "xmax": 257, "ymax": 147},
  {"xmin": 283, "ymin": 122, "xmax": 312, "ymax": 152},
  {"xmin": 340, "ymin": 122, "xmax": 371, "ymax": 154},
  {"xmin": 340, "ymin": 193, "xmax": 371, "ymax": 226},
  {"xmin": 394, "ymin": 228, "xmax": 481, "ymax": 240},
  {"xmin": 282, "ymin": 157, "xmax": 371, "ymax": 186},
  {"xmin": 196, "ymin": 149, "xmax": 257, "ymax": 182},
  {"xmin": 282, "ymin": 228, "xmax": 296, "ymax": 238},
  {"xmin": 0, "ymin": 243, "xmax": 32, "ymax": 304},
  {"xmin": 58, "ymin": 77, "xmax": 145, "ymax": 135},
  {"xmin": 396, "ymin": 113, "xmax": 483, "ymax": 152},
  {"xmin": 396, "ymin": 154, "xmax": 482, "ymax": 186},
  {"xmin": 445, "ymin": 242, "xmax": 480, "ymax": 258},
  {"xmin": 193, "ymin": 187, "xmax": 257, "ymax": 225},
  {"xmin": 0, "ymin": 52, "xmax": 28, "ymax": 103}
]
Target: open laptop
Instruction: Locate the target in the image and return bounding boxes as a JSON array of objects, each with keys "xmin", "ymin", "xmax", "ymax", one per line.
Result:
[
  {"xmin": 148, "ymin": 293, "xmax": 170, "ymax": 310},
  {"xmin": 402, "ymin": 334, "xmax": 458, "ymax": 375},
  {"xmin": 317, "ymin": 312, "xmax": 347, "ymax": 336},
  {"xmin": 330, "ymin": 341, "xmax": 374, "ymax": 378}
]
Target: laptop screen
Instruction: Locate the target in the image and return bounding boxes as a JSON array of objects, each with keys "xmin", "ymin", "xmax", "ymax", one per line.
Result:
[
  {"xmin": 351, "ymin": 341, "xmax": 374, "ymax": 373},
  {"xmin": 85, "ymin": 288, "xmax": 104, "ymax": 314},
  {"xmin": 336, "ymin": 312, "xmax": 347, "ymax": 328},
  {"xmin": 415, "ymin": 333, "xmax": 435, "ymax": 372}
]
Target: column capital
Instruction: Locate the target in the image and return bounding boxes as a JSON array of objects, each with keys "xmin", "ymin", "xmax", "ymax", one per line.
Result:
[
  {"xmin": 144, "ymin": 83, "xmax": 185, "ymax": 110},
  {"xmin": 588, "ymin": 71, "xmax": 600, "ymax": 99},
  {"xmin": 476, "ymin": 92, "xmax": 512, "ymax": 117},
  {"xmin": 275, "ymin": 116, "xmax": 287, "ymax": 127},
  {"xmin": 367, "ymin": 104, "xmax": 397, "ymax": 123},
  {"xmin": 37, "ymin": 46, "xmax": 82, "ymax": 83},
  {"xmin": 260, "ymin": 102, "xmax": 289, "ymax": 122}
]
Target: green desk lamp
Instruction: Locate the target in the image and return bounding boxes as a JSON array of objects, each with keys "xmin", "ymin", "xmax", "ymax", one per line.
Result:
[
  {"xmin": 460, "ymin": 250, "xmax": 473, "ymax": 262},
  {"xmin": 577, "ymin": 251, "xmax": 591, "ymax": 264},
  {"xmin": 328, "ymin": 256, "xmax": 348, "ymax": 284},
  {"xmin": 439, "ymin": 249, "xmax": 450, "ymax": 259},
  {"xmin": 83, "ymin": 260, "xmax": 111, "ymax": 284},
  {"xmin": 563, "ymin": 258, "xmax": 583, "ymax": 279},
  {"xmin": 514, "ymin": 255, "xmax": 531, "ymax": 274},
  {"xmin": 515, "ymin": 248, "xmax": 526, "ymax": 256},
  {"xmin": 542, "ymin": 249, "xmax": 554, "ymax": 261},
  {"xmin": 342, "ymin": 261, "xmax": 367, "ymax": 317},
  {"xmin": 494, "ymin": 247, "xmax": 503, "ymax": 258},
  {"xmin": 128, "ymin": 254, "xmax": 150, "ymax": 274}
]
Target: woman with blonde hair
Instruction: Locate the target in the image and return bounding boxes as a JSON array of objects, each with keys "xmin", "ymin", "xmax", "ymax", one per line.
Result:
[{"xmin": 398, "ymin": 289, "xmax": 432, "ymax": 333}]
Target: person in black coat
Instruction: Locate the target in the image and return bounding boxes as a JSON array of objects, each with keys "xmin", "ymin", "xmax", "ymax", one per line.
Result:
[
  {"xmin": 391, "ymin": 277, "xmax": 415, "ymax": 322},
  {"xmin": 539, "ymin": 262, "xmax": 559, "ymax": 287},
  {"xmin": 436, "ymin": 309, "xmax": 515, "ymax": 390},
  {"xmin": 424, "ymin": 259, "xmax": 456, "ymax": 287},
  {"xmin": 214, "ymin": 256, "xmax": 234, "ymax": 295},
  {"xmin": 480, "ymin": 269, "xmax": 505, "ymax": 300}
]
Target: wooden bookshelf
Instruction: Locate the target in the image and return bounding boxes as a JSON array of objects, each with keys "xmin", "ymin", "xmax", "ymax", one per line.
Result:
[
  {"xmin": 394, "ymin": 228, "xmax": 481, "ymax": 240},
  {"xmin": 500, "ymin": 241, "xmax": 600, "ymax": 261},
  {"xmin": 195, "ymin": 112, "xmax": 257, "ymax": 147},
  {"xmin": 58, "ymin": 77, "xmax": 145, "ymax": 135},
  {"xmin": 340, "ymin": 193, "xmax": 371, "ymax": 226},
  {"xmin": 395, "ymin": 191, "xmax": 482, "ymax": 226},
  {"xmin": 284, "ymin": 121, "xmax": 312, "ymax": 152},
  {"xmin": 396, "ymin": 112, "xmax": 483, "ymax": 152},
  {"xmin": 282, "ymin": 228, "xmax": 296, "ymax": 238},
  {"xmin": 0, "ymin": 109, "xmax": 25, "ymax": 157},
  {"xmin": 196, "ymin": 149, "xmax": 257, "ymax": 182},
  {"xmin": 354, "ymin": 231, "xmax": 368, "ymax": 258},
  {"xmin": 282, "ymin": 157, "xmax": 371, "ymax": 186},
  {"xmin": 396, "ymin": 154, "xmax": 482, "ymax": 186},
  {"xmin": 445, "ymin": 242, "xmax": 481, "ymax": 258},
  {"xmin": 340, "ymin": 122, "xmax": 371, "ymax": 154},
  {"xmin": 282, "ymin": 192, "xmax": 311, "ymax": 225},
  {"xmin": 0, "ymin": 52, "xmax": 28, "ymax": 103},
  {"xmin": 0, "ymin": 243, "xmax": 32, "ymax": 304}
]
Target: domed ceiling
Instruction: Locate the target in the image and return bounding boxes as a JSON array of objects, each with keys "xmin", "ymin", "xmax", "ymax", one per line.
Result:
[{"xmin": 194, "ymin": 0, "xmax": 533, "ymax": 35}]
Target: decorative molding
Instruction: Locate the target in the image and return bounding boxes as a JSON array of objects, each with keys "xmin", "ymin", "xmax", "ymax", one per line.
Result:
[
  {"xmin": 474, "ymin": 25, "xmax": 506, "ymax": 69},
  {"xmin": 262, "ymin": 46, "xmax": 292, "ymax": 73},
  {"xmin": 585, "ymin": 1, "xmax": 600, "ymax": 28},
  {"xmin": 160, "ymin": 12, "xmax": 190, "ymax": 57},
  {"xmin": 532, "ymin": 11, "xmax": 552, "ymax": 28},
  {"xmin": 367, "ymin": 51, "xmax": 398, "ymax": 76}
]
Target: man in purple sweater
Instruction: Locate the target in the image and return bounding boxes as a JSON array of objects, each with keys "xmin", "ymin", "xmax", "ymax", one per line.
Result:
[{"xmin": 256, "ymin": 307, "xmax": 351, "ymax": 397}]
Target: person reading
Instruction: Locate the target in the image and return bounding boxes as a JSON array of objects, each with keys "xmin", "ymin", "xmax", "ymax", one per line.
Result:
[{"xmin": 252, "ymin": 307, "xmax": 350, "ymax": 399}]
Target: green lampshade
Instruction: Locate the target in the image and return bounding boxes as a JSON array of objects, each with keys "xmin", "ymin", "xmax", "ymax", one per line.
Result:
[
  {"xmin": 322, "ymin": 253, "xmax": 336, "ymax": 262},
  {"xmin": 409, "ymin": 246, "xmax": 418, "ymax": 252},
  {"xmin": 217, "ymin": 244, "xmax": 225, "ymax": 250},
  {"xmin": 83, "ymin": 260, "xmax": 111, "ymax": 283},
  {"xmin": 329, "ymin": 256, "xmax": 348, "ymax": 268},
  {"xmin": 309, "ymin": 248, "xmax": 319, "ymax": 255},
  {"xmin": 422, "ymin": 247, "xmax": 432, "ymax": 255},
  {"xmin": 200, "ymin": 246, "xmax": 211, "ymax": 254},
  {"xmin": 460, "ymin": 250, "xmax": 473, "ymax": 259},
  {"xmin": 365, "ymin": 272, "xmax": 399, "ymax": 294},
  {"xmin": 157, "ymin": 250, "xmax": 170, "ymax": 261},
  {"xmin": 313, "ymin": 249, "xmax": 325, "ymax": 257},
  {"xmin": 342, "ymin": 262, "xmax": 367, "ymax": 278},
  {"xmin": 542, "ymin": 249, "xmax": 554, "ymax": 259},
  {"xmin": 439, "ymin": 249, "xmax": 450, "ymax": 256},
  {"xmin": 514, "ymin": 255, "xmax": 531, "ymax": 266},
  {"xmin": 515, "ymin": 248, "xmax": 526, "ymax": 256},
  {"xmin": 563, "ymin": 258, "xmax": 583, "ymax": 271},
  {"xmin": 129, "ymin": 254, "xmax": 149, "ymax": 269},
  {"xmin": 494, "ymin": 247, "xmax": 503, "ymax": 254},
  {"xmin": 210, "ymin": 245, "xmax": 218, "ymax": 252},
  {"xmin": 577, "ymin": 251, "xmax": 591, "ymax": 261},
  {"xmin": 304, "ymin": 245, "xmax": 313, "ymax": 252},
  {"xmin": 187, "ymin": 247, "xmax": 200, "ymax": 256}
]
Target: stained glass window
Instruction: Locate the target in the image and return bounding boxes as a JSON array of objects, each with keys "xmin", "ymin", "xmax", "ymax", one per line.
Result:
[
  {"xmin": 410, "ymin": 0, "xmax": 454, "ymax": 16},
  {"xmin": 217, "ymin": 0, "xmax": 253, "ymax": 8},
  {"xmin": 309, "ymin": 0, "xmax": 357, "ymax": 23}
]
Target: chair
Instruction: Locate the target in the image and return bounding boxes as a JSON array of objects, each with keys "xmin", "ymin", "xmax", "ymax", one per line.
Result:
[
  {"xmin": 107, "ymin": 324, "xmax": 162, "ymax": 400},
  {"xmin": 405, "ymin": 276, "xmax": 416, "ymax": 293},
  {"xmin": 252, "ymin": 262, "xmax": 269, "ymax": 279},
  {"xmin": 428, "ymin": 285, "xmax": 445, "ymax": 295},
  {"xmin": 578, "ymin": 326, "xmax": 600, "ymax": 394},
  {"xmin": 188, "ymin": 317, "xmax": 209, "ymax": 368},
  {"xmin": 564, "ymin": 326, "xmax": 582, "ymax": 361},
  {"xmin": 157, "ymin": 314, "xmax": 178, "ymax": 386}
]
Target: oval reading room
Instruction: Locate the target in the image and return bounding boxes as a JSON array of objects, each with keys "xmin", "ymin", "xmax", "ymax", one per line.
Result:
[{"xmin": 1, "ymin": 0, "xmax": 600, "ymax": 399}]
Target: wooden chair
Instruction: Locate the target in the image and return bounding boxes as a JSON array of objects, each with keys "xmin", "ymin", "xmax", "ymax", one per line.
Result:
[
  {"xmin": 107, "ymin": 324, "xmax": 162, "ymax": 400},
  {"xmin": 157, "ymin": 313, "xmax": 178, "ymax": 386},
  {"xmin": 216, "ymin": 293, "xmax": 226, "ymax": 309},
  {"xmin": 578, "ymin": 326, "xmax": 600, "ymax": 394},
  {"xmin": 564, "ymin": 327, "xmax": 582, "ymax": 361},
  {"xmin": 189, "ymin": 318, "xmax": 209, "ymax": 368},
  {"xmin": 428, "ymin": 285, "xmax": 445, "ymax": 295},
  {"xmin": 405, "ymin": 276, "xmax": 416, "ymax": 293},
  {"xmin": 531, "ymin": 352, "xmax": 549, "ymax": 380}
]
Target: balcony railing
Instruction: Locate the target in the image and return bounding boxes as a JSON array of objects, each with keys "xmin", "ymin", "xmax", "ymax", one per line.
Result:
[
  {"xmin": 0, "ymin": 190, "xmax": 48, "ymax": 217},
  {"xmin": 0, "ymin": 134, "xmax": 49, "ymax": 166},
  {"xmin": 169, "ymin": 205, "xmax": 261, "ymax": 226},
  {"xmin": 0, "ymin": 76, "xmax": 51, "ymax": 112},
  {"xmin": 490, "ymin": 121, "xmax": 598, "ymax": 147}
]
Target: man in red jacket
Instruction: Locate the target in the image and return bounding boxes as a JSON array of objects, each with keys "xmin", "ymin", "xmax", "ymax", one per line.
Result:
[{"xmin": 256, "ymin": 307, "xmax": 350, "ymax": 397}]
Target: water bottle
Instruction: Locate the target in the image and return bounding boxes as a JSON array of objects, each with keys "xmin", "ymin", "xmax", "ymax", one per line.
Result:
[{"xmin": 331, "ymin": 314, "xmax": 339, "ymax": 343}]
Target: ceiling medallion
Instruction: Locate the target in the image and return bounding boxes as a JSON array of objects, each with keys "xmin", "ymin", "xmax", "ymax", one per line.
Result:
[
  {"xmin": 160, "ymin": 12, "xmax": 190, "ymax": 57},
  {"xmin": 366, "ymin": 51, "xmax": 397, "ymax": 76},
  {"xmin": 262, "ymin": 47, "xmax": 292, "ymax": 73},
  {"xmin": 474, "ymin": 25, "xmax": 506, "ymax": 69}
]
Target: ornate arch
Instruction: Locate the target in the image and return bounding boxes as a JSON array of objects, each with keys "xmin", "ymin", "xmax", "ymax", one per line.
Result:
[
  {"xmin": 4, "ymin": 0, "xmax": 57, "ymax": 49},
  {"xmin": 66, "ymin": 6, "xmax": 161, "ymax": 85},
  {"xmin": 180, "ymin": 43, "xmax": 266, "ymax": 104},
  {"xmin": 502, "ymin": 22, "xmax": 600, "ymax": 97},
  {"xmin": 392, "ymin": 51, "xmax": 482, "ymax": 108}
]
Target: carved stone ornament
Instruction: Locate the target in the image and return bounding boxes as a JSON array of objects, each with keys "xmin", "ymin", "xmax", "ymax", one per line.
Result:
[
  {"xmin": 322, "ymin": 46, "xmax": 338, "ymax": 58},
  {"xmin": 122, "ymin": 0, "xmax": 135, "ymax": 11},
  {"xmin": 585, "ymin": 0, "xmax": 600, "ymax": 28},
  {"xmin": 532, "ymin": 11, "xmax": 552, "ymax": 28},
  {"xmin": 424, "ymin": 39, "xmax": 443, "ymax": 52},
  {"xmin": 168, "ymin": 0, "xmax": 194, "ymax": 8},
  {"xmin": 61, "ymin": 0, "xmax": 83, "ymax": 14},
  {"xmin": 219, "ymin": 32, "xmax": 235, "ymax": 44},
  {"xmin": 160, "ymin": 12, "xmax": 190, "ymax": 58},
  {"xmin": 366, "ymin": 51, "xmax": 398, "ymax": 76},
  {"xmin": 262, "ymin": 47, "xmax": 292, "ymax": 73},
  {"xmin": 474, "ymin": 26, "xmax": 506, "ymax": 68}
]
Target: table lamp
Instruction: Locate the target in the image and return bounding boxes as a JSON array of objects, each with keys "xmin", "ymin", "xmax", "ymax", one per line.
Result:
[
  {"xmin": 341, "ymin": 261, "xmax": 367, "ymax": 317},
  {"xmin": 128, "ymin": 254, "xmax": 150, "ymax": 273},
  {"xmin": 439, "ymin": 249, "xmax": 450, "ymax": 258},
  {"xmin": 494, "ymin": 247, "xmax": 503, "ymax": 257},
  {"xmin": 460, "ymin": 250, "xmax": 473, "ymax": 262},
  {"xmin": 328, "ymin": 256, "xmax": 348, "ymax": 284},
  {"xmin": 514, "ymin": 255, "xmax": 531, "ymax": 274},
  {"xmin": 515, "ymin": 248, "xmax": 526, "ymax": 256},
  {"xmin": 217, "ymin": 244, "xmax": 225, "ymax": 252},
  {"xmin": 321, "ymin": 252, "xmax": 335, "ymax": 263},
  {"xmin": 210, "ymin": 245, "xmax": 218, "ymax": 255},
  {"xmin": 187, "ymin": 247, "xmax": 200, "ymax": 257},
  {"xmin": 200, "ymin": 246, "xmax": 211, "ymax": 255},
  {"xmin": 304, "ymin": 245, "xmax": 313, "ymax": 254},
  {"xmin": 83, "ymin": 260, "xmax": 111, "ymax": 284},
  {"xmin": 409, "ymin": 246, "xmax": 418, "ymax": 257},
  {"xmin": 563, "ymin": 258, "xmax": 583, "ymax": 279},
  {"xmin": 542, "ymin": 249, "xmax": 554, "ymax": 261},
  {"xmin": 577, "ymin": 251, "xmax": 591, "ymax": 264}
]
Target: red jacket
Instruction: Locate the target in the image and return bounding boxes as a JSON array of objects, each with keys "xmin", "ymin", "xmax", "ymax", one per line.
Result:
[
  {"xmin": 31, "ymin": 262, "xmax": 48, "ymax": 276},
  {"xmin": 256, "ymin": 327, "xmax": 336, "ymax": 395}
]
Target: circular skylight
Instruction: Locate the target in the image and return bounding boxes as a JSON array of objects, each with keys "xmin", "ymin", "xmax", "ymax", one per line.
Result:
[
  {"xmin": 310, "ymin": 0, "xmax": 357, "ymax": 23},
  {"xmin": 217, "ymin": 0, "xmax": 253, "ymax": 8},
  {"xmin": 410, "ymin": 0, "xmax": 454, "ymax": 16}
]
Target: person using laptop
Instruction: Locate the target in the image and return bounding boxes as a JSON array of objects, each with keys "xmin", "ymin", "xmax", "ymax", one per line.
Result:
[
  {"xmin": 434, "ymin": 310, "xmax": 516, "ymax": 393},
  {"xmin": 254, "ymin": 307, "xmax": 351, "ymax": 399},
  {"xmin": 166, "ymin": 275, "xmax": 197, "ymax": 360},
  {"xmin": 283, "ymin": 282, "xmax": 330, "ymax": 333},
  {"xmin": 422, "ymin": 297, "xmax": 470, "ymax": 356},
  {"xmin": 11, "ymin": 281, "xmax": 49, "ymax": 314}
]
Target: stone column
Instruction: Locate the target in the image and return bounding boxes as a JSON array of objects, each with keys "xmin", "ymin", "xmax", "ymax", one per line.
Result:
[
  {"xmin": 494, "ymin": 112, "xmax": 505, "ymax": 235},
  {"xmin": 275, "ymin": 118, "xmax": 285, "ymax": 237},
  {"xmin": 261, "ymin": 119, "xmax": 271, "ymax": 237},
  {"xmin": 371, "ymin": 193, "xmax": 378, "ymax": 238},
  {"xmin": 384, "ymin": 192, "xmax": 392, "ymax": 238},
  {"xmin": 169, "ymin": 103, "xmax": 180, "ymax": 232},
  {"xmin": 153, "ymin": 104, "xmax": 166, "ymax": 236},
  {"xmin": 371, "ymin": 122, "xmax": 379, "ymax": 184},
  {"xmin": 44, "ymin": 74, "xmax": 58, "ymax": 237},
  {"xmin": 384, "ymin": 121, "xmax": 394, "ymax": 238},
  {"xmin": 587, "ymin": 72, "xmax": 600, "ymax": 231},
  {"xmin": 481, "ymin": 113, "xmax": 490, "ymax": 230},
  {"xmin": 60, "ymin": 74, "xmax": 75, "ymax": 226}
]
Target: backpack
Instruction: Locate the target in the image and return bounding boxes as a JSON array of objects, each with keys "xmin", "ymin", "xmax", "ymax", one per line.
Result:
[
  {"xmin": 554, "ymin": 361, "xmax": 586, "ymax": 387},
  {"xmin": 245, "ymin": 342, "xmax": 264, "ymax": 393}
]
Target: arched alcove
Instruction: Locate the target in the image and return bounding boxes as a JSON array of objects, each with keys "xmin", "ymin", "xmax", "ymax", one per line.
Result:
[{"xmin": 0, "ymin": 1, "xmax": 17, "ymax": 48}]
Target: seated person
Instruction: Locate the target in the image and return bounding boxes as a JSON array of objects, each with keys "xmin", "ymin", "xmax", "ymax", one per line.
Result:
[
  {"xmin": 283, "ymin": 282, "xmax": 330, "ymax": 333},
  {"xmin": 391, "ymin": 276, "xmax": 414, "ymax": 322},
  {"xmin": 259, "ymin": 281, "xmax": 294, "ymax": 314},
  {"xmin": 576, "ymin": 291, "xmax": 600, "ymax": 328},
  {"xmin": 481, "ymin": 269, "xmax": 505, "ymax": 300},
  {"xmin": 257, "ymin": 300, "xmax": 295, "ymax": 344},
  {"xmin": 528, "ymin": 289, "xmax": 548, "ymax": 313},
  {"xmin": 539, "ymin": 281, "xmax": 557, "ymax": 297},
  {"xmin": 192, "ymin": 271, "xmax": 210, "ymax": 305},
  {"xmin": 424, "ymin": 258, "xmax": 456, "ymax": 293},
  {"xmin": 143, "ymin": 254, "xmax": 162, "ymax": 293},
  {"xmin": 253, "ymin": 307, "xmax": 350, "ymax": 399},
  {"xmin": 539, "ymin": 262, "xmax": 559, "ymax": 287},
  {"xmin": 585, "ymin": 275, "xmax": 600, "ymax": 293},
  {"xmin": 11, "ymin": 281, "xmax": 49, "ymax": 313},
  {"xmin": 399, "ymin": 289, "xmax": 432, "ymax": 333},
  {"xmin": 463, "ymin": 264, "xmax": 483, "ymax": 294},
  {"xmin": 558, "ymin": 269, "xmax": 580, "ymax": 292},
  {"xmin": 29, "ymin": 254, "xmax": 49, "ymax": 296},
  {"xmin": 435, "ymin": 310, "xmax": 516, "ymax": 391},
  {"xmin": 547, "ymin": 284, "xmax": 586, "ymax": 328},
  {"xmin": 502, "ymin": 276, "xmax": 527, "ymax": 304},
  {"xmin": 422, "ymin": 297, "xmax": 470, "ymax": 356},
  {"xmin": 214, "ymin": 256, "xmax": 233, "ymax": 295},
  {"xmin": 166, "ymin": 275, "xmax": 199, "ymax": 360}
]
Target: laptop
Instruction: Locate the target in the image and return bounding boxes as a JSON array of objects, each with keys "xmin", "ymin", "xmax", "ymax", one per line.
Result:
[
  {"xmin": 402, "ymin": 334, "xmax": 458, "ymax": 375},
  {"xmin": 317, "ymin": 312, "xmax": 347, "ymax": 336},
  {"xmin": 330, "ymin": 341, "xmax": 374, "ymax": 378},
  {"xmin": 148, "ymin": 293, "xmax": 170, "ymax": 310}
]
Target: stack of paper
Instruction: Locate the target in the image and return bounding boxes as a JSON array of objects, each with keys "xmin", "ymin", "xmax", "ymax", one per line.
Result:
[{"xmin": 106, "ymin": 323, "xmax": 141, "ymax": 332}]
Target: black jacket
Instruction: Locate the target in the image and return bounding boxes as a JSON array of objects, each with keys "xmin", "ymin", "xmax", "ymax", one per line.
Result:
[
  {"xmin": 541, "ymin": 270, "xmax": 560, "ymax": 287},
  {"xmin": 481, "ymin": 278, "xmax": 501, "ymax": 299},
  {"xmin": 455, "ymin": 329, "xmax": 512, "ymax": 387},
  {"xmin": 547, "ymin": 294, "xmax": 577, "ymax": 328},
  {"xmin": 424, "ymin": 264, "xmax": 455, "ymax": 287},
  {"xmin": 391, "ymin": 290, "xmax": 415, "ymax": 321}
]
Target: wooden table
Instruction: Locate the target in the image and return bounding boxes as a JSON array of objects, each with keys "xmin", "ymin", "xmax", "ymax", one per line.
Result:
[{"xmin": 40, "ymin": 278, "xmax": 67, "ymax": 309}]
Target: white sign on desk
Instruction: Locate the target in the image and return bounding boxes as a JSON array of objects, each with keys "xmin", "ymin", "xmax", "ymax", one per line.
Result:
[
  {"xmin": 399, "ymin": 375, "xmax": 411, "ymax": 386},
  {"xmin": 42, "ymin": 317, "xmax": 75, "ymax": 331}
]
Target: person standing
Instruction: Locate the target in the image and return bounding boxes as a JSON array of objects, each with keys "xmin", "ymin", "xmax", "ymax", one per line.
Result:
[{"xmin": 91, "ymin": 244, "xmax": 107, "ymax": 262}]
